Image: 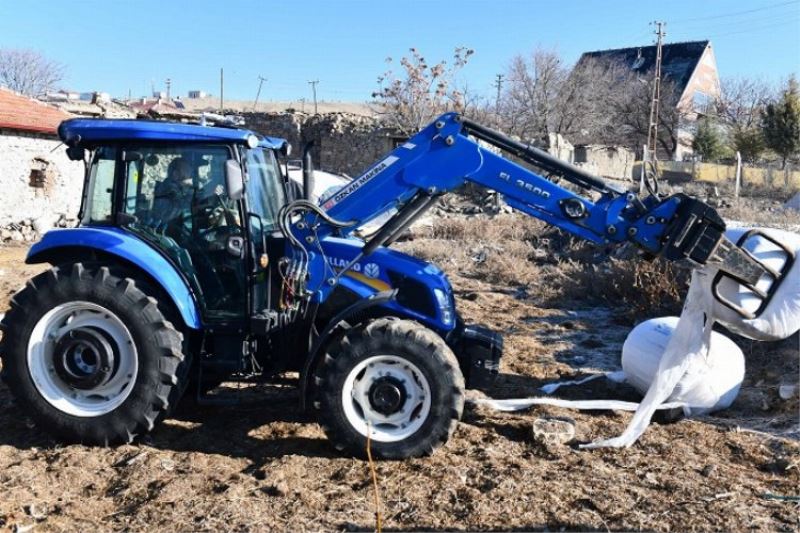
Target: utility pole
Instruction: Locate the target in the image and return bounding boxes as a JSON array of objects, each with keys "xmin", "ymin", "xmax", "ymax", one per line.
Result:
[
  {"xmin": 300, "ymin": 97, "xmax": 306, "ymax": 113},
  {"xmin": 646, "ymin": 21, "xmax": 666, "ymax": 163},
  {"xmin": 165, "ymin": 78, "xmax": 171, "ymax": 101},
  {"xmin": 219, "ymin": 68, "xmax": 224, "ymax": 112},
  {"xmin": 493, "ymin": 74, "xmax": 504, "ymax": 111},
  {"xmin": 308, "ymin": 79, "xmax": 319, "ymax": 114},
  {"xmin": 253, "ymin": 75, "xmax": 267, "ymax": 111}
]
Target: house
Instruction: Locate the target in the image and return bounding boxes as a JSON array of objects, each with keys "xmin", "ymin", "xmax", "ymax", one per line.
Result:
[
  {"xmin": 0, "ymin": 88, "xmax": 84, "ymax": 236},
  {"xmin": 127, "ymin": 97, "xmax": 198, "ymax": 121},
  {"xmin": 576, "ymin": 40, "xmax": 720, "ymax": 160}
]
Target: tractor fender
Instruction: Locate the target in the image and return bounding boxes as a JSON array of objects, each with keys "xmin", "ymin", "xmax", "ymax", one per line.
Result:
[
  {"xmin": 26, "ymin": 227, "xmax": 202, "ymax": 329},
  {"xmin": 299, "ymin": 289, "xmax": 397, "ymax": 411}
]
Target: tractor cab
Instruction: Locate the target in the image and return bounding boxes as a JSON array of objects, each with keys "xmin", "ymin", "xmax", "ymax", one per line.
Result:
[{"xmin": 62, "ymin": 119, "xmax": 291, "ymax": 324}]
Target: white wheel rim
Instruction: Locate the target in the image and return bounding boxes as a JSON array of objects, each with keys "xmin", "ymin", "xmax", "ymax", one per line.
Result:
[
  {"xmin": 27, "ymin": 301, "xmax": 138, "ymax": 417},
  {"xmin": 341, "ymin": 355, "xmax": 432, "ymax": 443}
]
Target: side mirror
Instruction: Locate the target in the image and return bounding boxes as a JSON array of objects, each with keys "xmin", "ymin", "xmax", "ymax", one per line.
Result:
[
  {"xmin": 66, "ymin": 146, "xmax": 85, "ymax": 161},
  {"xmin": 225, "ymin": 159, "xmax": 244, "ymax": 201}
]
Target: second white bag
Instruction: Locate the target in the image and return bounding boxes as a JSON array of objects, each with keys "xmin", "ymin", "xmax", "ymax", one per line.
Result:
[{"xmin": 622, "ymin": 316, "xmax": 745, "ymax": 414}]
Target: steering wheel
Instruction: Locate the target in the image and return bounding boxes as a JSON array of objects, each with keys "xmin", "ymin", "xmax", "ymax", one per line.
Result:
[
  {"xmin": 198, "ymin": 224, "xmax": 242, "ymax": 251},
  {"xmin": 213, "ymin": 192, "xmax": 239, "ymax": 226}
]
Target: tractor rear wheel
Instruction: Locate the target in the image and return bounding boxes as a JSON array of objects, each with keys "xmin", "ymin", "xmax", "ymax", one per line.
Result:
[
  {"xmin": 315, "ymin": 318, "xmax": 465, "ymax": 459},
  {"xmin": 0, "ymin": 263, "xmax": 185, "ymax": 444}
]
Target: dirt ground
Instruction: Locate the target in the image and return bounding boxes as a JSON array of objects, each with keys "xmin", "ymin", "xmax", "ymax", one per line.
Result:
[{"xmin": 0, "ymin": 226, "xmax": 798, "ymax": 532}]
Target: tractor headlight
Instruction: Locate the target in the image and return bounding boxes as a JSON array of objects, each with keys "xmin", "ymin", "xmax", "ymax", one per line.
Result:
[{"xmin": 433, "ymin": 288, "xmax": 454, "ymax": 326}]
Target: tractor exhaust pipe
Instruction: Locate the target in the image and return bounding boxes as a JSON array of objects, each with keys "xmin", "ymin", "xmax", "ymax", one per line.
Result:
[{"xmin": 302, "ymin": 141, "xmax": 315, "ymax": 201}]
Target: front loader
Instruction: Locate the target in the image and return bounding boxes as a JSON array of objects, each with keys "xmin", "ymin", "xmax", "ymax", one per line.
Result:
[{"xmin": 0, "ymin": 114, "xmax": 786, "ymax": 459}]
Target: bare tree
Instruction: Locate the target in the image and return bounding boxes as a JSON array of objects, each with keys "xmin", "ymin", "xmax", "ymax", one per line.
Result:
[
  {"xmin": 372, "ymin": 47, "xmax": 474, "ymax": 135},
  {"xmin": 714, "ymin": 76, "xmax": 774, "ymax": 163},
  {"xmin": 452, "ymin": 80, "xmax": 493, "ymax": 124},
  {"xmin": 0, "ymin": 48, "xmax": 64, "ymax": 97},
  {"xmin": 606, "ymin": 74, "xmax": 687, "ymax": 158},
  {"xmin": 553, "ymin": 56, "xmax": 633, "ymax": 143},
  {"xmin": 497, "ymin": 48, "xmax": 682, "ymax": 156},
  {"xmin": 499, "ymin": 48, "xmax": 566, "ymax": 140}
]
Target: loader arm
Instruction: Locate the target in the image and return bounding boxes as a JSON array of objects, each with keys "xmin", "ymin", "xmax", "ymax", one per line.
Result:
[{"xmin": 286, "ymin": 112, "xmax": 767, "ymax": 306}]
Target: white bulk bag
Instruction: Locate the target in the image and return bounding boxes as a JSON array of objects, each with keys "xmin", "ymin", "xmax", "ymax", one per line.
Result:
[
  {"xmin": 622, "ymin": 317, "xmax": 745, "ymax": 413},
  {"xmin": 713, "ymin": 228, "xmax": 800, "ymax": 341}
]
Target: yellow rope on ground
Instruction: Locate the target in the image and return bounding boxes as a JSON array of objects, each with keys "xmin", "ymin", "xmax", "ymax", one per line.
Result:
[{"xmin": 366, "ymin": 424, "xmax": 383, "ymax": 533}]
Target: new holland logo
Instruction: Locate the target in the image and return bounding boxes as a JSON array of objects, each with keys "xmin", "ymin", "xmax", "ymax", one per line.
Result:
[{"xmin": 363, "ymin": 263, "xmax": 380, "ymax": 278}]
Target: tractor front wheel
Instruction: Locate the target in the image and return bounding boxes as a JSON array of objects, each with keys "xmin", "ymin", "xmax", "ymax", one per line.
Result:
[
  {"xmin": 0, "ymin": 263, "xmax": 185, "ymax": 444},
  {"xmin": 315, "ymin": 318, "xmax": 465, "ymax": 459}
]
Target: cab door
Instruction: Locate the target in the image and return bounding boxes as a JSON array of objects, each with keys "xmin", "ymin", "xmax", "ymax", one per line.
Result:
[
  {"xmin": 120, "ymin": 144, "xmax": 248, "ymax": 323},
  {"xmin": 242, "ymin": 147, "xmax": 288, "ymax": 316}
]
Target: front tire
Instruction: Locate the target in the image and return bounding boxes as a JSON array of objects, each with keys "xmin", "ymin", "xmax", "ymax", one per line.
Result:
[
  {"xmin": 315, "ymin": 318, "xmax": 465, "ymax": 459},
  {"xmin": 0, "ymin": 263, "xmax": 185, "ymax": 444}
]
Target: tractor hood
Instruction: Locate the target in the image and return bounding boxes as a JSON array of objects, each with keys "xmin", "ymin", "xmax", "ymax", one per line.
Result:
[{"xmin": 320, "ymin": 237, "xmax": 456, "ymax": 332}]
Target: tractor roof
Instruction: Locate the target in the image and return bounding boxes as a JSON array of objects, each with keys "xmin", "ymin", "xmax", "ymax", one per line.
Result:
[{"xmin": 57, "ymin": 118, "xmax": 287, "ymax": 149}]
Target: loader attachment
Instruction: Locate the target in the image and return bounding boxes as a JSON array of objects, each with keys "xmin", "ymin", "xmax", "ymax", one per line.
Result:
[{"xmin": 659, "ymin": 195, "xmax": 769, "ymax": 286}]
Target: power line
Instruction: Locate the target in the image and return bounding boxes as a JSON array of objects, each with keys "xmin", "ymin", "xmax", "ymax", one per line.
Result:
[
  {"xmin": 670, "ymin": 0, "xmax": 799, "ymax": 23},
  {"xmin": 671, "ymin": 10, "xmax": 799, "ymax": 31},
  {"xmin": 671, "ymin": 18, "xmax": 799, "ymax": 40}
]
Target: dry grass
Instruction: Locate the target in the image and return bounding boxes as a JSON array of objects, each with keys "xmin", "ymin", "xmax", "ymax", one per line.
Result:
[
  {"xmin": 718, "ymin": 200, "xmax": 800, "ymax": 229},
  {"xmin": 405, "ymin": 214, "xmax": 689, "ymax": 320}
]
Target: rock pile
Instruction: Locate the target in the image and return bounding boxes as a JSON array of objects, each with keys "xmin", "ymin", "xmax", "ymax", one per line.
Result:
[{"xmin": 0, "ymin": 214, "xmax": 74, "ymax": 243}]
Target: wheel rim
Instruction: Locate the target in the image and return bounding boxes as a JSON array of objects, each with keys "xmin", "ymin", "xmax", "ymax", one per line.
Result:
[
  {"xmin": 27, "ymin": 301, "xmax": 138, "ymax": 417},
  {"xmin": 341, "ymin": 355, "xmax": 432, "ymax": 443}
]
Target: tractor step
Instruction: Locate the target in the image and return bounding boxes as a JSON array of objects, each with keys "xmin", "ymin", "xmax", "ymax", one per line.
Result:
[{"xmin": 195, "ymin": 359, "xmax": 242, "ymax": 406}]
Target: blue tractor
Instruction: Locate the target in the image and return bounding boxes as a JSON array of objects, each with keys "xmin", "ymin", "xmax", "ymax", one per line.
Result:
[{"xmin": 0, "ymin": 114, "xmax": 777, "ymax": 458}]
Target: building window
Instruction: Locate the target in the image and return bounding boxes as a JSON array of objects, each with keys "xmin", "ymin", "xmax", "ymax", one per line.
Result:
[
  {"xmin": 692, "ymin": 91, "xmax": 711, "ymax": 114},
  {"xmin": 29, "ymin": 157, "xmax": 54, "ymax": 193}
]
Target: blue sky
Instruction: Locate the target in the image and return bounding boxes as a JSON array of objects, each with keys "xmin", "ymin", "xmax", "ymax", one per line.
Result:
[{"xmin": 1, "ymin": 0, "xmax": 798, "ymax": 101}]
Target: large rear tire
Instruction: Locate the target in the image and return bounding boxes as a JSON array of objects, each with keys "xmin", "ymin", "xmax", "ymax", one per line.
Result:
[
  {"xmin": 315, "ymin": 318, "xmax": 465, "ymax": 459},
  {"xmin": 0, "ymin": 263, "xmax": 186, "ymax": 444}
]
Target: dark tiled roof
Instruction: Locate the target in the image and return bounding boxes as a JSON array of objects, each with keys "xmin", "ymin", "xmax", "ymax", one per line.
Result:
[
  {"xmin": 576, "ymin": 40, "xmax": 710, "ymax": 95},
  {"xmin": 0, "ymin": 87, "xmax": 72, "ymax": 134}
]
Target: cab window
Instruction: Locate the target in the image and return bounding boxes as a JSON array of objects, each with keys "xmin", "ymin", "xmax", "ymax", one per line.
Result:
[
  {"xmin": 245, "ymin": 148, "xmax": 286, "ymax": 231},
  {"xmin": 83, "ymin": 147, "xmax": 117, "ymax": 225}
]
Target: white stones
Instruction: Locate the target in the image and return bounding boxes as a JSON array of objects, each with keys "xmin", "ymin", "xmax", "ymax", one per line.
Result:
[{"xmin": 531, "ymin": 416, "xmax": 576, "ymax": 446}]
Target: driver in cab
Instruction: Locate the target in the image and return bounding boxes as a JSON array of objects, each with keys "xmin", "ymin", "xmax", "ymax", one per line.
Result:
[{"xmin": 152, "ymin": 157, "xmax": 239, "ymax": 240}]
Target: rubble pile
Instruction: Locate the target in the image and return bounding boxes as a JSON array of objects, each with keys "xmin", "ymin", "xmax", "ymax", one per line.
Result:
[{"xmin": 0, "ymin": 214, "xmax": 74, "ymax": 244}]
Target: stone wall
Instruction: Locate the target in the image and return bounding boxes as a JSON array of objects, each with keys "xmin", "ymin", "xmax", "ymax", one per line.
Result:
[
  {"xmin": 0, "ymin": 130, "xmax": 84, "ymax": 240},
  {"xmin": 241, "ymin": 112, "xmax": 399, "ymax": 177},
  {"xmin": 574, "ymin": 144, "xmax": 636, "ymax": 181}
]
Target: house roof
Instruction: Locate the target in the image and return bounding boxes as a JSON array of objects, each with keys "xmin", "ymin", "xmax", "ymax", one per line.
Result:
[
  {"xmin": 576, "ymin": 40, "xmax": 710, "ymax": 96},
  {"xmin": 127, "ymin": 98, "xmax": 200, "ymax": 121},
  {"xmin": 0, "ymin": 87, "xmax": 73, "ymax": 134},
  {"xmin": 51, "ymin": 99, "xmax": 136, "ymax": 119}
]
